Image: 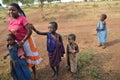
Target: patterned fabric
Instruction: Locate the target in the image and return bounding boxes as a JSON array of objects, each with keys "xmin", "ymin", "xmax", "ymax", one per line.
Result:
[
  {"xmin": 23, "ymin": 36, "xmax": 43, "ymax": 67},
  {"xmin": 47, "ymin": 32, "xmax": 56, "ymax": 53},
  {"xmin": 8, "ymin": 42, "xmax": 32, "ymax": 80},
  {"xmin": 47, "ymin": 33, "xmax": 65, "ymax": 67},
  {"xmin": 97, "ymin": 21, "xmax": 107, "ymax": 44}
]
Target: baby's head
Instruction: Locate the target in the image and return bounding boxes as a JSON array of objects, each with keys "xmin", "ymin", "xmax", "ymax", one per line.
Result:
[
  {"xmin": 100, "ymin": 14, "xmax": 107, "ymax": 21},
  {"xmin": 7, "ymin": 33, "xmax": 16, "ymax": 45},
  {"xmin": 68, "ymin": 34, "xmax": 76, "ymax": 44},
  {"xmin": 48, "ymin": 22, "xmax": 58, "ymax": 33}
]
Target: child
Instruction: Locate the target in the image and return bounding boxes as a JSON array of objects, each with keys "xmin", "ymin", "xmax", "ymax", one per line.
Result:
[
  {"xmin": 96, "ymin": 14, "xmax": 107, "ymax": 49},
  {"xmin": 4, "ymin": 33, "xmax": 32, "ymax": 80},
  {"xmin": 7, "ymin": 3, "xmax": 42, "ymax": 80},
  {"xmin": 66, "ymin": 34, "xmax": 79, "ymax": 78},
  {"xmin": 32, "ymin": 22, "xmax": 65, "ymax": 80}
]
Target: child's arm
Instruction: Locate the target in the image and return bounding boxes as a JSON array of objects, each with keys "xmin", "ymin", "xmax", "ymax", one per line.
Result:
[
  {"xmin": 66, "ymin": 44, "xmax": 69, "ymax": 54},
  {"xmin": 75, "ymin": 44, "xmax": 79, "ymax": 53},
  {"xmin": 101, "ymin": 21, "xmax": 106, "ymax": 30},
  {"xmin": 59, "ymin": 35, "xmax": 65, "ymax": 55},
  {"xmin": 66, "ymin": 44, "xmax": 70, "ymax": 67},
  {"xmin": 4, "ymin": 44, "xmax": 10, "ymax": 59},
  {"xmin": 4, "ymin": 53, "xmax": 9, "ymax": 59},
  {"xmin": 96, "ymin": 21, "xmax": 106, "ymax": 31},
  {"xmin": 31, "ymin": 25, "xmax": 48, "ymax": 35}
]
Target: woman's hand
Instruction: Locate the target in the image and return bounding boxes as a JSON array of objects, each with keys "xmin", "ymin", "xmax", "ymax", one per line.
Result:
[
  {"xmin": 10, "ymin": 29, "xmax": 16, "ymax": 35},
  {"xmin": 19, "ymin": 40, "xmax": 24, "ymax": 48}
]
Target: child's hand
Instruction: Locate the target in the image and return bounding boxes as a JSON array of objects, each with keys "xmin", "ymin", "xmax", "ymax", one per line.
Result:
[
  {"xmin": 4, "ymin": 56, "xmax": 7, "ymax": 59},
  {"xmin": 53, "ymin": 36, "xmax": 57, "ymax": 41},
  {"xmin": 4, "ymin": 54, "xmax": 9, "ymax": 59},
  {"xmin": 71, "ymin": 50, "xmax": 76, "ymax": 53},
  {"xmin": 20, "ymin": 55, "xmax": 26, "ymax": 59}
]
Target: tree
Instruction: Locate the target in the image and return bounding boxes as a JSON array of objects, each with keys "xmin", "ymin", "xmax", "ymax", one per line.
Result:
[
  {"xmin": 39, "ymin": 0, "xmax": 52, "ymax": 19},
  {"xmin": 20, "ymin": 0, "xmax": 34, "ymax": 4},
  {"xmin": 39, "ymin": 0, "xmax": 45, "ymax": 19},
  {"xmin": 3, "ymin": 0, "xmax": 18, "ymax": 4},
  {"xmin": 3, "ymin": 0, "xmax": 34, "ymax": 4}
]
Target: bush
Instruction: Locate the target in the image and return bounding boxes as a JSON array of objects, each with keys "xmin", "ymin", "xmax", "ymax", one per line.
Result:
[{"xmin": 77, "ymin": 49, "xmax": 108, "ymax": 80}]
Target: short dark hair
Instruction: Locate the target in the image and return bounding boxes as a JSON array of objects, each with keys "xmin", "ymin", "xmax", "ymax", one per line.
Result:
[
  {"xmin": 101, "ymin": 14, "xmax": 107, "ymax": 19},
  {"xmin": 68, "ymin": 34, "xmax": 76, "ymax": 41},
  {"xmin": 7, "ymin": 33, "xmax": 16, "ymax": 40},
  {"xmin": 49, "ymin": 22, "xmax": 58, "ymax": 30}
]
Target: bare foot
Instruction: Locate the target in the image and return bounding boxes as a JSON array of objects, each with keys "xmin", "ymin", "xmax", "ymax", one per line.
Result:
[
  {"xmin": 98, "ymin": 44, "xmax": 102, "ymax": 47},
  {"xmin": 53, "ymin": 74, "xmax": 58, "ymax": 80},
  {"xmin": 102, "ymin": 46, "xmax": 106, "ymax": 49},
  {"xmin": 52, "ymin": 72, "xmax": 56, "ymax": 78}
]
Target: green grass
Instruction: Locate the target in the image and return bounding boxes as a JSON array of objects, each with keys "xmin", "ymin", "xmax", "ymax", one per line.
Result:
[
  {"xmin": 0, "ymin": 73, "xmax": 12, "ymax": 80},
  {"xmin": 77, "ymin": 49, "xmax": 108, "ymax": 80}
]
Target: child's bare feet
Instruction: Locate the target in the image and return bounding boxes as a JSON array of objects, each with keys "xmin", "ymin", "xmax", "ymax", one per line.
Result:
[
  {"xmin": 53, "ymin": 74, "xmax": 58, "ymax": 80},
  {"xmin": 98, "ymin": 44, "xmax": 102, "ymax": 47},
  {"xmin": 102, "ymin": 46, "xmax": 106, "ymax": 49},
  {"xmin": 52, "ymin": 72, "xmax": 56, "ymax": 77}
]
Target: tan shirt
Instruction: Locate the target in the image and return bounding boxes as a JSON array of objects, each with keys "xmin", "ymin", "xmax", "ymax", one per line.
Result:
[{"xmin": 67, "ymin": 42, "xmax": 79, "ymax": 54}]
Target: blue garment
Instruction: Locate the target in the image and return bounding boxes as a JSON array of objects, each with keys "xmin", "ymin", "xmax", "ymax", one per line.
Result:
[
  {"xmin": 47, "ymin": 33, "xmax": 65, "ymax": 67},
  {"xmin": 47, "ymin": 32, "xmax": 56, "ymax": 53},
  {"xmin": 8, "ymin": 42, "xmax": 32, "ymax": 80},
  {"xmin": 97, "ymin": 21, "xmax": 107, "ymax": 44}
]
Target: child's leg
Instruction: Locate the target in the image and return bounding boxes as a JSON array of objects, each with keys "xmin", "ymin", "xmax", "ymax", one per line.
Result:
[
  {"xmin": 32, "ymin": 65, "xmax": 38, "ymax": 80},
  {"xmin": 102, "ymin": 43, "xmax": 106, "ymax": 49},
  {"xmin": 53, "ymin": 65, "xmax": 59, "ymax": 80},
  {"xmin": 66, "ymin": 53, "xmax": 70, "ymax": 71},
  {"xmin": 56, "ymin": 65, "xmax": 59, "ymax": 75},
  {"xmin": 51, "ymin": 66, "xmax": 56, "ymax": 77}
]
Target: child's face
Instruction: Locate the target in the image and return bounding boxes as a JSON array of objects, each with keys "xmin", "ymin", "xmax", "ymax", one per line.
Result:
[
  {"xmin": 8, "ymin": 6, "xmax": 19, "ymax": 18},
  {"xmin": 7, "ymin": 36, "xmax": 15, "ymax": 45},
  {"xmin": 68, "ymin": 37, "xmax": 74, "ymax": 44},
  {"xmin": 48, "ymin": 24, "xmax": 56, "ymax": 33},
  {"xmin": 100, "ymin": 15, "xmax": 105, "ymax": 21}
]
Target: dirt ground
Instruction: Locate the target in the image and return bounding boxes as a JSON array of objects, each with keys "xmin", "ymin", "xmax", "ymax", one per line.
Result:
[{"xmin": 0, "ymin": 1, "xmax": 120, "ymax": 80}]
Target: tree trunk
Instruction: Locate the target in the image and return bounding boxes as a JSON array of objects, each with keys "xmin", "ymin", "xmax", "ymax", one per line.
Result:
[{"xmin": 40, "ymin": 0, "xmax": 45, "ymax": 19}]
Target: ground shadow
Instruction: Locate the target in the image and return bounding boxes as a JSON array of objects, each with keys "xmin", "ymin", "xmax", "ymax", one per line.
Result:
[
  {"xmin": 107, "ymin": 39, "xmax": 120, "ymax": 47},
  {"xmin": 93, "ymin": 51, "xmax": 120, "ymax": 80}
]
